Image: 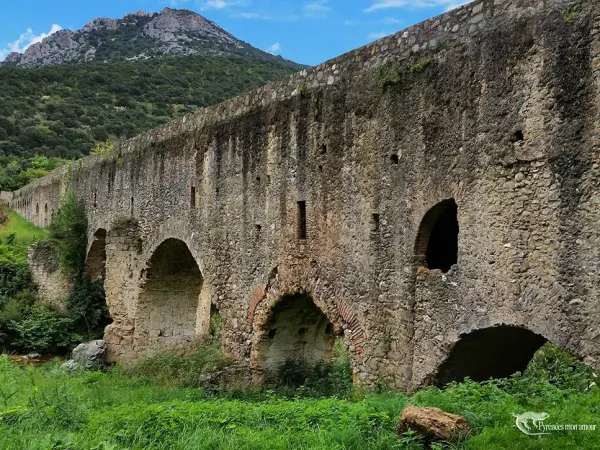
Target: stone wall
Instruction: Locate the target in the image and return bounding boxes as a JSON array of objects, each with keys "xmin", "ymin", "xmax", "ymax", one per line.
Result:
[
  {"xmin": 27, "ymin": 242, "xmax": 70, "ymax": 313},
  {"xmin": 10, "ymin": 0, "xmax": 600, "ymax": 388}
]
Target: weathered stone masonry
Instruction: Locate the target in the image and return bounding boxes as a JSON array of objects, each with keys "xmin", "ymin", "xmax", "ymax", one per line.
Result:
[{"xmin": 6, "ymin": 0, "xmax": 600, "ymax": 388}]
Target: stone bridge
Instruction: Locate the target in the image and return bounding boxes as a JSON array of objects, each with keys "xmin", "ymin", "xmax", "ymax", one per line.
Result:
[{"xmin": 5, "ymin": 0, "xmax": 600, "ymax": 388}]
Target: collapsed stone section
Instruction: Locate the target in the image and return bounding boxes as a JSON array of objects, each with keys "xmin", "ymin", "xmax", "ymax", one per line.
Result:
[
  {"xmin": 436, "ymin": 326, "xmax": 547, "ymax": 386},
  {"xmin": 136, "ymin": 238, "xmax": 202, "ymax": 347},
  {"xmin": 255, "ymin": 293, "xmax": 336, "ymax": 373}
]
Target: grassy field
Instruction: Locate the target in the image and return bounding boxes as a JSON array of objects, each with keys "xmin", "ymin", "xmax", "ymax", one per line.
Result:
[
  {"xmin": 0, "ymin": 352, "xmax": 598, "ymax": 450},
  {"xmin": 0, "ymin": 208, "xmax": 46, "ymax": 248}
]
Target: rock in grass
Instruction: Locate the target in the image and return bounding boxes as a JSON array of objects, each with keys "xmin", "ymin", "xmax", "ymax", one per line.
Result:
[
  {"xmin": 71, "ymin": 340, "xmax": 106, "ymax": 370},
  {"xmin": 60, "ymin": 359, "xmax": 82, "ymax": 372},
  {"xmin": 396, "ymin": 405, "xmax": 470, "ymax": 441}
]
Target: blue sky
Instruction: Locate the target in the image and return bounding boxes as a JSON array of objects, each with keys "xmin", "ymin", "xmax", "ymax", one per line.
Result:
[{"xmin": 0, "ymin": 0, "xmax": 470, "ymax": 66}]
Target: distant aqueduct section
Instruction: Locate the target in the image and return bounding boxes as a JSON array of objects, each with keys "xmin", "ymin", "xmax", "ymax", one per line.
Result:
[{"xmin": 4, "ymin": 0, "xmax": 600, "ymax": 388}]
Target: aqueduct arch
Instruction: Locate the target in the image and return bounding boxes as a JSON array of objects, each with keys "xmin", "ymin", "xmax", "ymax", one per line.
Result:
[
  {"xmin": 254, "ymin": 292, "xmax": 338, "ymax": 375},
  {"xmin": 85, "ymin": 228, "xmax": 107, "ymax": 282},
  {"xmin": 435, "ymin": 325, "xmax": 548, "ymax": 386},
  {"xmin": 136, "ymin": 238, "xmax": 204, "ymax": 347}
]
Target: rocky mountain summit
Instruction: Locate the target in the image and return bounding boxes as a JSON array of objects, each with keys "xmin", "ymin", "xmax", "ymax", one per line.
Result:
[{"xmin": 2, "ymin": 8, "xmax": 275, "ymax": 67}]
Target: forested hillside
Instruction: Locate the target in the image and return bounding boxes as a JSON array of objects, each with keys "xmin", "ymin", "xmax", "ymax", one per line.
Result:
[
  {"xmin": 0, "ymin": 55, "xmax": 302, "ymax": 191},
  {"xmin": 0, "ymin": 7, "xmax": 304, "ymax": 192}
]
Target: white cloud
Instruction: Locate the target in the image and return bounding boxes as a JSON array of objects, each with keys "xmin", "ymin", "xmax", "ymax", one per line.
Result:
[
  {"xmin": 198, "ymin": 0, "xmax": 247, "ymax": 10},
  {"xmin": 236, "ymin": 11, "xmax": 299, "ymax": 21},
  {"xmin": 0, "ymin": 24, "xmax": 62, "ymax": 61},
  {"xmin": 304, "ymin": 0, "xmax": 331, "ymax": 19},
  {"xmin": 344, "ymin": 17, "xmax": 404, "ymax": 27},
  {"xmin": 364, "ymin": 0, "xmax": 472, "ymax": 13},
  {"xmin": 368, "ymin": 31, "xmax": 388, "ymax": 40},
  {"xmin": 445, "ymin": 1, "xmax": 471, "ymax": 11},
  {"xmin": 265, "ymin": 42, "xmax": 281, "ymax": 54}
]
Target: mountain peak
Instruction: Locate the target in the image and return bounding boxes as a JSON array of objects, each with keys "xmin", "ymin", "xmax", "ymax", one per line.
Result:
[{"xmin": 1, "ymin": 8, "xmax": 267, "ymax": 67}]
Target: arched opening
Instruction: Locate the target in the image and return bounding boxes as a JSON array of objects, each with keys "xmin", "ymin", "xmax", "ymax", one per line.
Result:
[
  {"xmin": 436, "ymin": 325, "xmax": 547, "ymax": 386},
  {"xmin": 415, "ymin": 199, "xmax": 458, "ymax": 273},
  {"xmin": 86, "ymin": 229, "xmax": 107, "ymax": 282},
  {"xmin": 137, "ymin": 239, "xmax": 202, "ymax": 346},
  {"xmin": 256, "ymin": 293, "xmax": 336, "ymax": 374}
]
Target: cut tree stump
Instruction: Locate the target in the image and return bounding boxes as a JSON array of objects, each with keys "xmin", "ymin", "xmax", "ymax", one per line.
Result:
[{"xmin": 396, "ymin": 405, "xmax": 470, "ymax": 441}]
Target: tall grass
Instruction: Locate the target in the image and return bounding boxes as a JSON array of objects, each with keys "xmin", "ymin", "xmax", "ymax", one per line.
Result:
[{"xmin": 0, "ymin": 342, "xmax": 598, "ymax": 449}]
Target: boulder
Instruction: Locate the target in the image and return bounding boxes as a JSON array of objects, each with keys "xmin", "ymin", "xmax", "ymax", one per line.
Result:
[
  {"xmin": 396, "ymin": 405, "xmax": 470, "ymax": 441},
  {"xmin": 71, "ymin": 340, "xmax": 106, "ymax": 370},
  {"xmin": 60, "ymin": 359, "xmax": 82, "ymax": 372}
]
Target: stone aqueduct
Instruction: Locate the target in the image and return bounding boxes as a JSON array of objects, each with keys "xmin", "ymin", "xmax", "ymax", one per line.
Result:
[{"xmin": 4, "ymin": 0, "xmax": 600, "ymax": 388}]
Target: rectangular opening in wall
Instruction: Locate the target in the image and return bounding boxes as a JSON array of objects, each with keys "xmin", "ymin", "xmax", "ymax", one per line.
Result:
[
  {"xmin": 190, "ymin": 186, "xmax": 196, "ymax": 209},
  {"xmin": 297, "ymin": 201, "xmax": 307, "ymax": 240},
  {"xmin": 371, "ymin": 213, "xmax": 380, "ymax": 232}
]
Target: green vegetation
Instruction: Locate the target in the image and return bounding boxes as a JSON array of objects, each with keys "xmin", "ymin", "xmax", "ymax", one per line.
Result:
[
  {"xmin": 47, "ymin": 190, "xmax": 88, "ymax": 277},
  {"xmin": 0, "ymin": 341, "xmax": 597, "ymax": 449},
  {"xmin": 409, "ymin": 57, "xmax": 433, "ymax": 73},
  {"xmin": 0, "ymin": 195, "xmax": 108, "ymax": 352},
  {"xmin": 378, "ymin": 67, "xmax": 401, "ymax": 89},
  {"xmin": 0, "ymin": 208, "xmax": 46, "ymax": 246},
  {"xmin": 0, "ymin": 55, "xmax": 301, "ymax": 191},
  {"xmin": 0, "ymin": 155, "xmax": 70, "ymax": 192},
  {"xmin": 563, "ymin": 4, "xmax": 581, "ymax": 25},
  {"xmin": 0, "ymin": 205, "xmax": 47, "ymax": 350},
  {"xmin": 378, "ymin": 57, "xmax": 436, "ymax": 91}
]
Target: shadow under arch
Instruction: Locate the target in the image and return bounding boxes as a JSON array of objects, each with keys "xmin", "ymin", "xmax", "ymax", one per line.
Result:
[
  {"xmin": 136, "ymin": 238, "xmax": 204, "ymax": 347},
  {"xmin": 414, "ymin": 198, "xmax": 459, "ymax": 273},
  {"xmin": 436, "ymin": 325, "xmax": 548, "ymax": 386},
  {"xmin": 254, "ymin": 292, "xmax": 338, "ymax": 375},
  {"xmin": 86, "ymin": 228, "xmax": 107, "ymax": 282}
]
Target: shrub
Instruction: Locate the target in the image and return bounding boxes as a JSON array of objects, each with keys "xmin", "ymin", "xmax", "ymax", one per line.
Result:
[
  {"xmin": 47, "ymin": 189, "xmax": 88, "ymax": 278},
  {"xmin": 66, "ymin": 276, "xmax": 110, "ymax": 340},
  {"xmin": 266, "ymin": 338, "xmax": 353, "ymax": 398},
  {"xmin": 7, "ymin": 304, "xmax": 81, "ymax": 353},
  {"xmin": 0, "ymin": 205, "xmax": 8, "ymax": 226},
  {"xmin": 524, "ymin": 342, "xmax": 595, "ymax": 391}
]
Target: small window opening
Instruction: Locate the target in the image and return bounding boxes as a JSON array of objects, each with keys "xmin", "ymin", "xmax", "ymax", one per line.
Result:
[
  {"xmin": 190, "ymin": 186, "xmax": 196, "ymax": 209},
  {"xmin": 93, "ymin": 192, "xmax": 97, "ymax": 208},
  {"xmin": 318, "ymin": 165, "xmax": 323, "ymax": 172},
  {"xmin": 255, "ymin": 224, "xmax": 262, "ymax": 235},
  {"xmin": 416, "ymin": 199, "xmax": 459, "ymax": 273},
  {"xmin": 130, "ymin": 197, "xmax": 134, "ymax": 216},
  {"xmin": 320, "ymin": 144, "xmax": 327, "ymax": 155},
  {"xmin": 256, "ymin": 176, "xmax": 261, "ymax": 183},
  {"xmin": 512, "ymin": 130, "xmax": 524, "ymax": 142},
  {"xmin": 371, "ymin": 213, "xmax": 380, "ymax": 232},
  {"xmin": 297, "ymin": 201, "xmax": 307, "ymax": 240},
  {"xmin": 36, "ymin": 203, "xmax": 39, "ymax": 214},
  {"xmin": 391, "ymin": 154, "xmax": 399, "ymax": 164}
]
